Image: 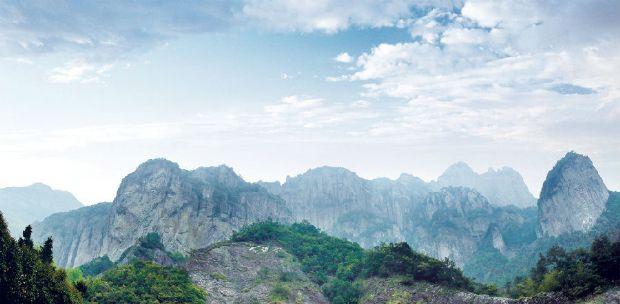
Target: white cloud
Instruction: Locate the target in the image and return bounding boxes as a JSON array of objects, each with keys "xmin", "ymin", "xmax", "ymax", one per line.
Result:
[
  {"xmin": 334, "ymin": 52, "xmax": 353, "ymax": 63},
  {"xmin": 241, "ymin": 0, "xmax": 421, "ymax": 33},
  {"xmin": 335, "ymin": 0, "xmax": 620, "ymax": 153},
  {"xmin": 48, "ymin": 59, "xmax": 116, "ymax": 84},
  {"xmin": 0, "ymin": 1, "xmax": 237, "ymax": 57},
  {"xmin": 2, "ymin": 57, "xmax": 34, "ymax": 65}
]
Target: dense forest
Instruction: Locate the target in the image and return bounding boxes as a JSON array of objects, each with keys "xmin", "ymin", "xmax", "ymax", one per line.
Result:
[
  {"xmin": 0, "ymin": 213, "xmax": 82, "ymax": 303},
  {"xmin": 507, "ymin": 235, "xmax": 620, "ymax": 299},
  {"xmin": 0, "ymin": 212, "xmax": 204, "ymax": 304}
]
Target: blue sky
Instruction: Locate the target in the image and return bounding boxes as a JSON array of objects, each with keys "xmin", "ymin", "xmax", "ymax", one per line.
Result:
[{"xmin": 1, "ymin": 0, "xmax": 619, "ymax": 203}]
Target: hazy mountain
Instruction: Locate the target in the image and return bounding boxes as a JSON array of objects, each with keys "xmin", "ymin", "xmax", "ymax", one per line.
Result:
[
  {"xmin": 269, "ymin": 166, "xmax": 433, "ymax": 248},
  {"xmin": 262, "ymin": 167, "xmax": 530, "ymax": 268},
  {"xmin": 436, "ymin": 162, "xmax": 536, "ymax": 208},
  {"xmin": 33, "ymin": 159, "xmax": 291, "ymax": 267},
  {"xmin": 537, "ymin": 152, "xmax": 610, "ymax": 237},
  {"xmin": 0, "ymin": 183, "xmax": 82, "ymax": 236}
]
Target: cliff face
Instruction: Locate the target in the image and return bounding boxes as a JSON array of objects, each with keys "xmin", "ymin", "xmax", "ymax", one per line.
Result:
[
  {"xmin": 33, "ymin": 159, "xmax": 291, "ymax": 267},
  {"xmin": 0, "ymin": 183, "xmax": 82, "ymax": 236},
  {"xmin": 406, "ymin": 187, "xmax": 500, "ymax": 267},
  {"xmin": 268, "ymin": 166, "xmax": 526, "ymax": 267},
  {"xmin": 31, "ymin": 202, "xmax": 111, "ymax": 268},
  {"xmin": 537, "ymin": 152, "xmax": 609, "ymax": 237},
  {"xmin": 275, "ymin": 167, "xmax": 432, "ymax": 248},
  {"xmin": 436, "ymin": 162, "xmax": 536, "ymax": 208}
]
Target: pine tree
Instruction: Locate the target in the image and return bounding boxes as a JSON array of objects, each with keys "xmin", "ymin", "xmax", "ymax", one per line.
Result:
[
  {"xmin": 0, "ymin": 211, "xmax": 19, "ymax": 303},
  {"xmin": 18, "ymin": 225, "xmax": 34, "ymax": 249},
  {"xmin": 41, "ymin": 237, "xmax": 54, "ymax": 264}
]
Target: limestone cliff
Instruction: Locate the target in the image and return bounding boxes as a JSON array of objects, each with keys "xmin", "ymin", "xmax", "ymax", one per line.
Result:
[
  {"xmin": 33, "ymin": 159, "xmax": 291, "ymax": 267},
  {"xmin": 266, "ymin": 166, "xmax": 527, "ymax": 267},
  {"xmin": 406, "ymin": 187, "xmax": 498, "ymax": 266},
  {"xmin": 537, "ymin": 152, "xmax": 609, "ymax": 237},
  {"xmin": 275, "ymin": 167, "xmax": 432, "ymax": 248}
]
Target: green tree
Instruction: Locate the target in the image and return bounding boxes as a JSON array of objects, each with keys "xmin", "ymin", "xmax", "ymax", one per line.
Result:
[
  {"xmin": 41, "ymin": 237, "xmax": 54, "ymax": 264},
  {"xmin": 84, "ymin": 260, "xmax": 205, "ymax": 304},
  {"xmin": 0, "ymin": 212, "xmax": 83, "ymax": 304}
]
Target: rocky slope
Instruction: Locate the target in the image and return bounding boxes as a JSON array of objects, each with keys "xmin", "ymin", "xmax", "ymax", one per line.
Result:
[
  {"xmin": 537, "ymin": 152, "xmax": 609, "ymax": 237},
  {"xmin": 358, "ymin": 277, "xmax": 568, "ymax": 304},
  {"xmin": 33, "ymin": 159, "xmax": 291, "ymax": 268},
  {"xmin": 0, "ymin": 183, "xmax": 82, "ymax": 236},
  {"xmin": 185, "ymin": 242, "xmax": 328, "ymax": 304},
  {"xmin": 436, "ymin": 162, "xmax": 536, "ymax": 208}
]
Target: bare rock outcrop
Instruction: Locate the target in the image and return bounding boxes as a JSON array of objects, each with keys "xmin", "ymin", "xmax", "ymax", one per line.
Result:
[
  {"xmin": 537, "ymin": 152, "xmax": 609, "ymax": 237},
  {"xmin": 185, "ymin": 242, "xmax": 328, "ymax": 304}
]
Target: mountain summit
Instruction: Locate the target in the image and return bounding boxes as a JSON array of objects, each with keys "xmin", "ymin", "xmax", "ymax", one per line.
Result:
[
  {"xmin": 537, "ymin": 152, "xmax": 609, "ymax": 237},
  {"xmin": 436, "ymin": 162, "xmax": 536, "ymax": 207},
  {"xmin": 33, "ymin": 159, "xmax": 291, "ymax": 267}
]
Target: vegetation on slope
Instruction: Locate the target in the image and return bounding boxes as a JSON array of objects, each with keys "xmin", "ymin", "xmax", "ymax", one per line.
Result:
[
  {"xmin": 465, "ymin": 192, "xmax": 620, "ymax": 286},
  {"xmin": 73, "ymin": 232, "xmax": 205, "ymax": 303},
  {"xmin": 232, "ymin": 220, "xmax": 491, "ymax": 304},
  {"xmin": 81, "ymin": 260, "xmax": 206, "ymax": 304},
  {"xmin": 506, "ymin": 235, "xmax": 620, "ymax": 299},
  {"xmin": 0, "ymin": 212, "xmax": 83, "ymax": 304}
]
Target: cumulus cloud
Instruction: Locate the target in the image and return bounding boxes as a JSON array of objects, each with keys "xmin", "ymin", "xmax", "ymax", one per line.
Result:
[
  {"xmin": 336, "ymin": 0, "xmax": 620, "ymax": 152},
  {"xmin": 0, "ymin": 0, "xmax": 461, "ymax": 58},
  {"xmin": 334, "ymin": 52, "xmax": 353, "ymax": 63}
]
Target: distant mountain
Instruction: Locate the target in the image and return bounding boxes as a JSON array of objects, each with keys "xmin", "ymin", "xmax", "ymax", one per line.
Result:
[
  {"xmin": 435, "ymin": 162, "xmax": 536, "ymax": 207},
  {"xmin": 0, "ymin": 183, "xmax": 82, "ymax": 236},
  {"xmin": 262, "ymin": 167, "xmax": 531, "ymax": 268},
  {"xmin": 33, "ymin": 159, "xmax": 290, "ymax": 267},
  {"xmin": 267, "ymin": 166, "xmax": 433, "ymax": 248},
  {"xmin": 537, "ymin": 152, "xmax": 610, "ymax": 237}
]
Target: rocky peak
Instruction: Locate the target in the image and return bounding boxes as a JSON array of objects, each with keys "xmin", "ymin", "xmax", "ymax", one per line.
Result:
[
  {"xmin": 397, "ymin": 173, "xmax": 427, "ymax": 186},
  {"xmin": 436, "ymin": 162, "xmax": 536, "ymax": 208},
  {"xmin": 286, "ymin": 166, "xmax": 363, "ymax": 185},
  {"xmin": 438, "ymin": 162, "xmax": 477, "ymax": 184},
  {"xmin": 422, "ymin": 187, "xmax": 493, "ymax": 219},
  {"xmin": 191, "ymin": 165, "xmax": 246, "ymax": 189},
  {"xmin": 131, "ymin": 158, "xmax": 181, "ymax": 176},
  {"xmin": 34, "ymin": 159, "xmax": 291, "ymax": 267},
  {"xmin": 537, "ymin": 151, "xmax": 609, "ymax": 237}
]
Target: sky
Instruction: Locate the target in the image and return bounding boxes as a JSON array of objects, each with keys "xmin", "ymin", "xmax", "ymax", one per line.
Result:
[{"xmin": 0, "ymin": 0, "xmax": 619, "ymax": 204}]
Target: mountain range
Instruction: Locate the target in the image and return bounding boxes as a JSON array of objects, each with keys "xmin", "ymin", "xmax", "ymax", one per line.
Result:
[{"xmin": 24, "ymin": 152, "xmax": 619, "ymax": 285}]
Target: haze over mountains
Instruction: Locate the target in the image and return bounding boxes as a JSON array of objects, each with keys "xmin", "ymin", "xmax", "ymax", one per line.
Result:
[
  {"xmin": 25, "ymin": 151, "xmax": 619, "ymax": 286},
  {"xmin": 0, "ymin": 183, "xmax": 82, "ymax": 236}
]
